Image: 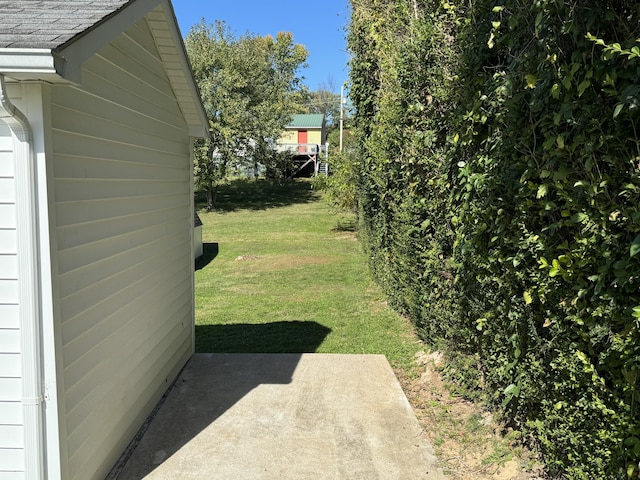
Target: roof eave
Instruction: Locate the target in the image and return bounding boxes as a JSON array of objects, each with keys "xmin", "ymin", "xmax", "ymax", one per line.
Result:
[
  {"xmin": 0, "ymin": 48, "xmax": 68, "ymax": 83},
  {"xmin": 148, "ymin": 0, "xmax": 209, "ymax": 138},
  {"xmin": 54, "ymin": 0, "xmax": 165, "ymax": 84},
  {"xmin": 0, "ymin": 0, "xmax": 208, "ymax": 138}
]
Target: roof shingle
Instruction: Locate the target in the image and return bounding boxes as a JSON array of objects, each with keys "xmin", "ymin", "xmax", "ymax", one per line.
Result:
[{"xmin": 0, "ymin": 0, "xmax": 133, "ymax": 49}]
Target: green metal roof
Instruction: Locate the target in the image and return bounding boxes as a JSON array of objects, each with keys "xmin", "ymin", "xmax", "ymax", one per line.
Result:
[{"xmin": 285, "ymin": 113, "xmax": 325, "ymax": 129}]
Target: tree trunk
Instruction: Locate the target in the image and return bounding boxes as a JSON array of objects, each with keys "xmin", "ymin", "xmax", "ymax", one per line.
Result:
[{"xmin": 206, "ymin": 181, "xmax": 217, "ymax": 211}]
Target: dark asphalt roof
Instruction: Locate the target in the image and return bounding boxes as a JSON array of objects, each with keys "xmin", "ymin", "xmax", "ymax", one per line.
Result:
[{"xmin": 0, "ymin": 0, "xmax": 132, "ymax": 49}]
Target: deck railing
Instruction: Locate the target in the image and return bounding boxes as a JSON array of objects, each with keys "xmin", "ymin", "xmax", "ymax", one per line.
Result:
[{"xmin": 276, "ymin": 143, "xmax": 328, "ymax": 155}]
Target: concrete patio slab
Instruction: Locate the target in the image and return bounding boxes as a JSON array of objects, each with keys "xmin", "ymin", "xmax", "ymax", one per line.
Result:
[{"xmin": 112, "ymin": 353, "xmax": 445, "ymax": 479}]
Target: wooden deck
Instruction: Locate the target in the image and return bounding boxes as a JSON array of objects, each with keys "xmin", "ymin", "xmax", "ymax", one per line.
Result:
[{"xmin": 277, "ymin": 143, "xmax": 329, "ymax": 177}]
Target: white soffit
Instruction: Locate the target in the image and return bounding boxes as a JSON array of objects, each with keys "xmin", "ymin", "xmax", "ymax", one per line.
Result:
[{"xmin": 147, "ymin": 1, "xmax": 208, "ymax": 138}]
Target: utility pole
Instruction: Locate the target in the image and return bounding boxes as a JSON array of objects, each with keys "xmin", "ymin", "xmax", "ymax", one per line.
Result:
[{"xmin": 339, "ymin": 83, "xmax": 345, "ymax": 152}]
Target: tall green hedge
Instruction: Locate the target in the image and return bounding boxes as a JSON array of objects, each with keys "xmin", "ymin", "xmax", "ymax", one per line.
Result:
[{"xmin": 348, "ymin": 1, "xmax": 640, "ymax": 478}]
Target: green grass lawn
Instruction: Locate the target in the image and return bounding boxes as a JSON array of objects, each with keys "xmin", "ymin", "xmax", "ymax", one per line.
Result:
[
  {"xmin": 194, "ymin": 178, "xmax": 422, "ymax": 370},
  {"xmin": 193, "ymin": 179, "xmax": 543, "ymax": 478}
]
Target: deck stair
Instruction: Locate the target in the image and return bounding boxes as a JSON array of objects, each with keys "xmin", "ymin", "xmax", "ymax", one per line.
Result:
[
  {"xmin": 317, "ymin": 161, "xmax": 329, "ymax": 176},
  {"xmin": 279, "ymin": 143, "xmax": 329, "ymax": 178}
]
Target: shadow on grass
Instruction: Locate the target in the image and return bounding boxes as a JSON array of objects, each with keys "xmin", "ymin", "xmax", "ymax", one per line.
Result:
[
  {"xmin": 332, "ymin": 217, "xmax": 357, "ymax": 232},
  {"xmin": 195, "ymin": 320, "xmax": 332, "ymax": 353},
  {"xmin": 195, "ymin": 178, "xmax": 320, "ymax": 213},
  {"xmin": 195, "ymin": 243, "xmax": 219, "ymax": 271}
]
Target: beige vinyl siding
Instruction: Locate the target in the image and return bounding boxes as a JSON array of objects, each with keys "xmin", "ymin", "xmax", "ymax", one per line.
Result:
[
  {"xmin": 0, "ymin": 121, "xmax": 25, "ymax": 479},
  {"xmin": 51, "ymin": 17, "xmax": 193, "ymax": 480},
  {"xmin": 307, "ymin": 129, "xmax": 323, "ymax": 146},
  {"xmin": 279, "ymin": 130, "xmax": 298, "ymax": 144},
  {"xmin": 279, "ymin": 128, "xmax": 324, "ymax": 146}
]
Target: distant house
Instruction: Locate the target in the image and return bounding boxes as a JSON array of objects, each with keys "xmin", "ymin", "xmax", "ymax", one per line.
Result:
[
  {"xmin": 278, "ymin": 113, "xmax": 327, "ymax": 153},
  {"xmin": 277, "ymin": 114, "xmax": 328, "ymax": 176},
  {"xmin": 0, "ymin": 1, "xmax": 207, "ymax": 479}
]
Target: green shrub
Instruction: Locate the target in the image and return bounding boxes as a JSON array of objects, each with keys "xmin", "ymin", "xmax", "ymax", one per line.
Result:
[
  {"xmin": 314, "ymin": 149, "xmax": 360, "ymax": 214},
  {"xmin": 348, "ymin": 0, "xmax": 640, "ymax": 477}
]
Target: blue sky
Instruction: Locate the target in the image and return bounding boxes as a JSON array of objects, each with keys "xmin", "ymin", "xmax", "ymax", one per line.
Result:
[{"xmin": 171, "ymin": 0, "xmax": 351, "ymax": 93}]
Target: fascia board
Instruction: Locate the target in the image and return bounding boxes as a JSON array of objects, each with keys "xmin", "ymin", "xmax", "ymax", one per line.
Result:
[
  {"xmin": 0, "ymin": 0, "xmax": 208, "ymax": 138},
  {"xmin": 0, "ymin": 49, "xmax": 65, "ymax": 82},
  {"xmin": 153, "ymin": 0, "xmax": 209, "ymax": 138},
  {"xmin": 55, "ymin": 0, "xmax": 164, "ymax": 84}
]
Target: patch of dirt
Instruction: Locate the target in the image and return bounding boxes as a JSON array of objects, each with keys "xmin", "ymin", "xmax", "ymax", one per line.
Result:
[
  {"xmin": 235, "ymin": 255, "xmax": 259, "ymax": 261},
  {"xmin": 234, "ymin": 254, "xmax": 334, "ymax": 270},
  {"xmin": 395, "ymin": 351, "xmax": 546, "ymax": 480},
  {"xmin": 332, "ymin": 232, "xmax": 358, "ymax": 241}
]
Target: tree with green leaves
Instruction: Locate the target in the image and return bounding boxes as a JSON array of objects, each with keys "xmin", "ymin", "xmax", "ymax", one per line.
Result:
[
  {"xmin": 303, "ymin": 79, "xmax": 342, "ymax": 130},
  {"xmin": 185, "ymin": 21, "xmax": 308, "ymax": 209}
]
